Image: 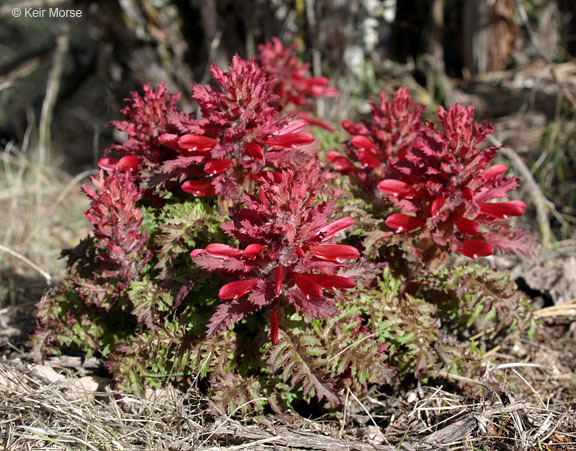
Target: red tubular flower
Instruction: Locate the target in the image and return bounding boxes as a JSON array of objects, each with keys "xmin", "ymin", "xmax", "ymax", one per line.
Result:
[
  {"xmin": 270, "ymin": 309, "xmax": 279, "ymax": 345},
  {"xmin": 351, "ymin": 135, "xmax": 378, "ymax": 151},
  {"xmin": 98, "ymin": 156, "xmax": 140, "ymax": 173},
  {"xmin": 317, "ymin": 217, "xmax": 355, "ymax": 241},
  {"xmin": 385, "ymin": 214, "xmax": 426, "ymax": 233},
  {"xmin": 158, "ymin": 133, "xmax": 183, "ymax": 152},
  {"xmin": 191, "ymin": 170, "xmax": 359, "ymax": 342},
  {"xmin": 457, "ymin": 240, "xmax": 494, "ymax": 260},
  {"xmin": 265, "ymin": 132, "xmax": 315, "ymax": 148},
  {"xmin": 326, "ymin": 151, "xmax": 361, "ymax": 174},
  {"xmin": 454, "ymin": 216, "xmax": 479, "ymax": 236},
  {"xmin": 478, "ymin": 201, "xmax": 526, "ymax": 219},
  {"xmin": 181, "ymin": 181, "xmax": 216, "ymax": 197},
  {"xmin": 204, "ymin": 159, "xmax": 233, "ymax": 175},
  {"xmin": 482, "ymin": 164, "xmax": 508, "ymax": 179},
  {"xmin": 309, "ymin": 244, "xmax": 360, "ymax": 262},
  {"xmin": 219, "ymin": 279, "xmax": 262, "ymax": 300},
  {"xmin": 377, "ymin": 179, "xmax": 414, "ymax": 198},
  {"xmin": 243, "ymin": 244, "xmax": 264, "ymax": 258},
  {"xmin": 205, "ymin": 244, "xmax": 243, "ymax": 259},
  {"xmin": 376, "ymin": 102, "xmax": 535, "ymax": 260},
  {"xmin": 178, "ymin": 134, "xmax": 218, "ymax": 152},
  {"xmin": 245, "ymin": 143, "xmax": 265, "ymax": 159}
]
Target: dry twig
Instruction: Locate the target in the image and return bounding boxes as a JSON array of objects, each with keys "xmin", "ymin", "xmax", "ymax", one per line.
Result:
[{"xmin": 487, "ymin": 134, "xmax": 553, "ymax": 248}]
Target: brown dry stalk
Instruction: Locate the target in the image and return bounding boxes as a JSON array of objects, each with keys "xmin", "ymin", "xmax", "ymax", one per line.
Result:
[{"xmin": 487, "ymin": 134, "xmax": 553, "ymax": 249}]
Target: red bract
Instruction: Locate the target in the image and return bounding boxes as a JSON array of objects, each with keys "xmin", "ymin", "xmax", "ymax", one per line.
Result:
[
  {"xmin": 161, "ymin": 56, "xmax": 317, "ymax": 200},
  {"xmin": 107, "ymin": 83, "xmax": 182, "ymax": 165},
  {"xmin": 257, "ymin": 37, "xmax": 337, "ymax": 109},
  {"xmin": 82, "ymin": 170, "xmax": 151, "ymax": 290},
  {"xmin": 329, "ymin": 87, "xmax": 425, "ymax": 192},
  {"xmin": 377, "ymin": 104, "xmax": 535, "ymax": 260},
  {"xmin": 191, "ymin": 170, "xmax": 358, "ymax": 343}
]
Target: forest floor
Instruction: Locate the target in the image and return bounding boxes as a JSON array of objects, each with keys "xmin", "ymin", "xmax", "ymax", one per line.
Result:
[{"xmin": 1, "ymin": 61, "xmax": 576, "ymax": 449}]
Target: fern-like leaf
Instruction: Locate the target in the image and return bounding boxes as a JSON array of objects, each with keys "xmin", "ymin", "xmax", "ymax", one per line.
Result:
[{"xmin": 267, "ymin": 327, "xmax": 339, "ymax": 404}]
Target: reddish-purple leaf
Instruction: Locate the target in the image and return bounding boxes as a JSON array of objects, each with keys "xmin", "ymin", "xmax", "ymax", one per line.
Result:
[
  {"xmin": 385, "ymin": 213, "xmax": 425, "ymax": 233},
  {"xmin": 250, "ymin": 171, "xmax": 283, "ymax": 184},
  {"xmin": 218, "ymin": 278, "xmax": 261, "ymax": 300},
  {"xmin": 181, "ymin": 180, "xmax": 215, "ymax": 196},
  {"xmin": 309, "ymin": 244, "xmax": 360, "ymax": 262},
  {"xmin": 479, "ymin": 201, "xmax": 526, "ymax": 219}
]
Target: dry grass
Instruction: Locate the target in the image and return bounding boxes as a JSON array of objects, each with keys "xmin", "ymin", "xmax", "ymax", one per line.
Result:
[
  {"xmin": 0, "ymin": 129, "xmax": 92, "ymax": 289},
  {"xmin": 0, "ymin": 360, "xmax": 206, "ymax": 450},
  {"xmin": 1, "ymin": 330, "xmax": 576, "ymax": 451}
]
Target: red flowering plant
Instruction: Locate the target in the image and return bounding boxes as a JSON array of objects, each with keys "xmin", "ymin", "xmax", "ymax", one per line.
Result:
[
  {"xmin": 191, "ymin": 168, "xmax": 358, "ymax": 344},
  {"xmin": 377, "ymin": 104, "xmax": 535, "ymax": 264},
  {"xmin": 327, "ymin": 87, "xmax": 424, "ymax": 195},
  {"xmin": 82, "ymin": 170, "xmax": 152, "ymax": 294},
  {"xmin": 157, "ymin": 55, "xmax": 319, "ymax": 201},
  {"xmin": 257, "ymin": 37, "xmax": 338, "ymax": 130},
  {"xmin": 99, "ymin": 83, "xmax": 182, "ymax": 174},
  {"xmin": 32, "ymin": 41, "xmax": 537, "ymax": 415}
]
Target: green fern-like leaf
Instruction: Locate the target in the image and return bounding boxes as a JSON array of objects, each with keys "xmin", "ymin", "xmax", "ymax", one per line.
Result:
[{"xmin": 267, "ymin": 326, "xmax": 340, "ymax": 405}]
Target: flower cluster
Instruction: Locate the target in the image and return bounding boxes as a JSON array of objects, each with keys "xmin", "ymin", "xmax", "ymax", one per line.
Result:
[
  {"xmin": 82, "ymin": 170, "xmax": 152, "ymax": 289},
  {"xmin": 257, "ymin": 37, "xmax": 337, "ymax": 109},
  {"xmin": 377, "ymin": 104, "xmax": 534, "ymax": 261},
  {"xmin": 328, "ymin": 87, "xmax": 424, "ymax": 192},
  {"xmin": 102, "ymin": 83, "xmax": 182, "ymax": 172},
  {"xmin": 191, "ymin": 169, "xmax": 358, "ymax": 343},
  {"xmin": 158, "ymin": 56, "xmax": 316, "ymax": 200}
]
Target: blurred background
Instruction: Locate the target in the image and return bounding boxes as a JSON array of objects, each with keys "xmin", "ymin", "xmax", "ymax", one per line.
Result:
[
  {"xmin": 2, "ymin": 0, "xmax": 576, "ymax": 168},
  {"xmin": 1, "ymin": 0, "xmax": 576, "ymax": 309}
]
